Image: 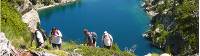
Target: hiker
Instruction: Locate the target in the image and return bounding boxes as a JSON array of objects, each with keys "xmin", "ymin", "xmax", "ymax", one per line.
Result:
[
  {"xmin": 31, "ymin": 23, "xmax": 47, "ymax": 48},
  {"xmin": 31, "ymin": 28, "xmax": 45, "ymax": 48},
  {"xmin": 83, "ymin": 28, "xmax": 89, "ymax": 44},
  {"xmin": 50, "ymin": 27, "xmax": 63, "ymax": 50},
  {"xmin": 83, "ymin": 28, "xmax": 91, "ymax": 46},
  {"xmin": 83, "ymin": 28, "xmax": 97, "ymax": 47},
  {"xmin": 102, "ymin": 31, "xmax": 113, "ymax": 49},
  {"xmin": 91, "ymin": 32, "xmax": 97, "ymax": 47}
]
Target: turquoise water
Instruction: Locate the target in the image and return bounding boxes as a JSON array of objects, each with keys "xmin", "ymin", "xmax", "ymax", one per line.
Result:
[{"xmin": 38, "ymin": 0, "xmax": 161, "ymax": 55}]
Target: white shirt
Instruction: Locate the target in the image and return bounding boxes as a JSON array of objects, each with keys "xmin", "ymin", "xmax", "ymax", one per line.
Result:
[
  {"xmin": 36, "ymin": 30, "xmax": 44, "ymax": 43},
  {"xmin": 102, "ymin": 33, "xmax": 113, "ymax": 46},
  {"xmin": 51, "ymin": 30, "xmax": 62, "ymax": 44}
]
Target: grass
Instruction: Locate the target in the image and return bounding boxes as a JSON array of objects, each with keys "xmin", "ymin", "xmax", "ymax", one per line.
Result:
[{"xmin": 28, "ymin": 39, "xmax": 135, "ymax": 56}]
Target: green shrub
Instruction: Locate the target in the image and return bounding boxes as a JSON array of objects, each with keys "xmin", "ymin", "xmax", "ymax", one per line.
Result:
[{"xmin": 1, "ymin": 1, "xmax": 31, "ymax": 48}]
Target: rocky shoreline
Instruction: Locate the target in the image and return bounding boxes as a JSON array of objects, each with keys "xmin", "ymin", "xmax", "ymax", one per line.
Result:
[
  {"xmin": 141, "ymin": 0, "xmax": 158, "ymax": 17},
  {"xmin": 141, "ymin": 0, "xmax": 163, "ymax": 48},
  {"xmin": 36, "ymin": 0, "xmax": 76, "ymax": 10}
]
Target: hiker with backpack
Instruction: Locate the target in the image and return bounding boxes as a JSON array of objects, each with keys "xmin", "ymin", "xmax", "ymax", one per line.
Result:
[
  {"xmin": 83, "ymin": 28, "xmax": 92, "ymax": 46},
  {"xmin": 83, "ymin": 28, "xmax": 97, "ymax": 47},
  {"xmin": 31, "ymin": 23, "xmax": 47, "ymax": 48},
  {"xmin": 31, "ymin": 28, "xmax": 46, "ymax": 48},
  {"xmin": 102, "ymin": 31, "xmax": 113, "ymax": 49},
  {"xmin": 50, "ymin": 27, "xmax": 63, "ymax": 50}
]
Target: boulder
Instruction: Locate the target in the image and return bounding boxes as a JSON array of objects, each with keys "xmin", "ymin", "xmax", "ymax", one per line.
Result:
[{"xmin": 0, "ymin": 32, "xmax": 19, "ymax": 56}]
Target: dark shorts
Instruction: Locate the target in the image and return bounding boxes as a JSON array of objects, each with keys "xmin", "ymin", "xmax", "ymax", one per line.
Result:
[
  {"xmin": 92, "ymin": 38, "xmax": 96, "ymax": 44},
  {"xmin": 52, "ymin": 43, "xmax": 61, "ymax": 49},
  {"xmin": 104, "ymin": 45, "xmax": 111, "ymax": 49}
]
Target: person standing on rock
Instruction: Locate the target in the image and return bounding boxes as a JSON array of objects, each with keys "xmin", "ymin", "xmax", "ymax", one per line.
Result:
[
  {"xmin": 102, "ymin": 31, "xmax": 113, "ymax": 49},
  {"xmin": 50, "ymin": 27, "xmax": 63, "ymax": 50}
]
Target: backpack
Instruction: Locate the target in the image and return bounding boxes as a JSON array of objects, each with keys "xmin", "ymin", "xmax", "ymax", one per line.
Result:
[
  {"xmin": 91, "ymin": 32, "xmax": 97, "ymax": 44},
  {"xmin": 35, "ymin": 29, "xmax": 47, "ymax": 41},
  {"xmin": 103, "ymin": 34, "xmax": 112, "ymax": 43}
]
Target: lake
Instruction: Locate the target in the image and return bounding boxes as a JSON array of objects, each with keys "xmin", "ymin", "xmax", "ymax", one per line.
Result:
[{"xmin": 38, "ymin": 0, "xmax": 161, "ymax": 55}]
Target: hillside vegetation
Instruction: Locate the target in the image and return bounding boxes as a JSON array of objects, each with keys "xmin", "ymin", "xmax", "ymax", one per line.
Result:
[
  {"xmin": 144, "ymin": 0, "xmax": 198, "ymax": 55},
  {"xmin": 1, "ymin": 0, "xmax": 32, "ymax": 48}
]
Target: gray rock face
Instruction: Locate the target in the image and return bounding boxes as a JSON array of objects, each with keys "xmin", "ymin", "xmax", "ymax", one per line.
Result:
[
  {"xmin": 17, "ymin": 0, "xmax": 33, "ymax": 15},
  {"xmin": 0, "ymin": 32, "xmax": 18, "ymax": 56},
  {"xmin": 19, "ymin": 0, "xmax": 76, "ymax": 33},
  {"xmin": 15, "ymin": 0, "xmax": 40, "ymax": 33},
  {"xmin": 22, "ymin": 9, "xmax": 40, "ymax": 33},
  {"xmin": 15, "ymin": 0, "xmax": 39, "ymax": 33}
]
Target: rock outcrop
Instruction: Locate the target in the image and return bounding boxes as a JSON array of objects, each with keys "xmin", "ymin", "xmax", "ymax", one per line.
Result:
[
  {"xmin": 16, "ymin": 0, "xmax": 33, "ymax": 15},
  {"xmin": 18, "ymin": 0, "xmax": 77, "ymax": 33},
  {"xmin": 142, "ymin": 0, "xmax": 159, "ymax": 17},
  {"xmin": 15, "ymin": 0, "xmax": 39, "ymax": 33},
  {"xmin": 22, "ymin": 9, "xmax": 40, "ymax": 33},
  {"xmin": 0, "ymin": 32, "xmax": 19, "ymax": 56}
]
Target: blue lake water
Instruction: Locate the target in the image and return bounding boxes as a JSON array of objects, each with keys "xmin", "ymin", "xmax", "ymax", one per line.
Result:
[{"xmin": 38, "ymin": 0, "xmax": 161, "ymax": 55}]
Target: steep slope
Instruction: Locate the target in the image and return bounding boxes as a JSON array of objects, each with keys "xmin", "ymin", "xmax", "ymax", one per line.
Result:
[{"xmin": 143, "ymin": 0, "xmax": 198, "ymax": 55}]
